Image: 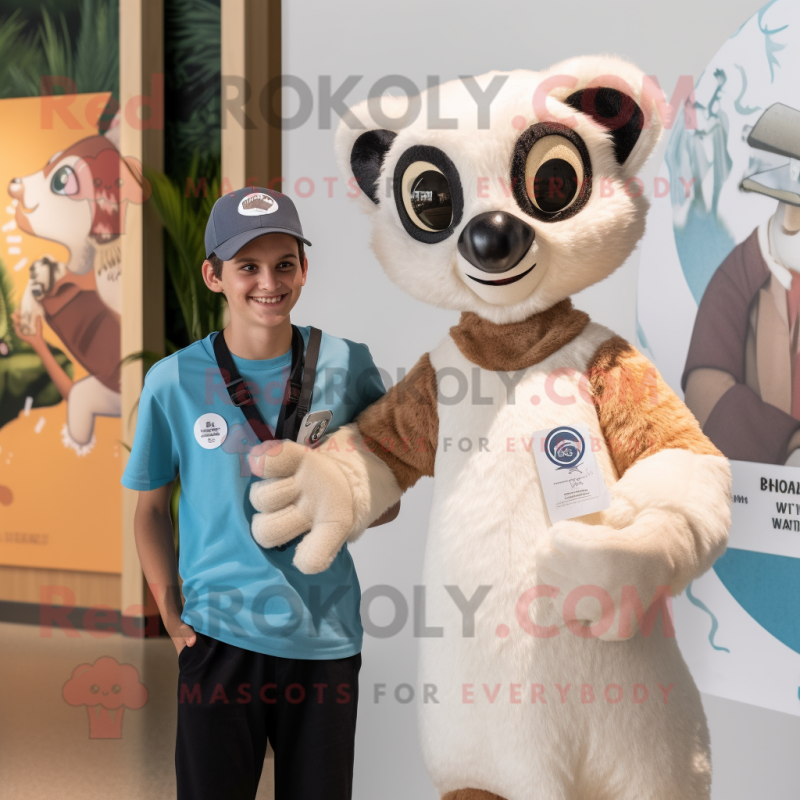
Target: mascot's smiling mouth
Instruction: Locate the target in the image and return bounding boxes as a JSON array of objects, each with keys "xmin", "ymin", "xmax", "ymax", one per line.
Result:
[{"xmin": 467, "ymin": 263, "xmax": 536, "ymax": 286}]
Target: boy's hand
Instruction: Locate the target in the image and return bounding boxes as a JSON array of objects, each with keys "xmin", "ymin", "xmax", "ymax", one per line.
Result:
[
  {"xmin": 247, "ymin": 439, "xmax": 356, "ymax": 574},
  {"xmin": 169, "ymin": 621, "xmax": 197, "ymax": 656}
]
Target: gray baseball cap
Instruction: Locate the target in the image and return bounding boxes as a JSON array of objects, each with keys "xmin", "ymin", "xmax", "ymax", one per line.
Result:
[{"xmin": 204, "ymin": 187, "xmax": 312, "ymax": 260}]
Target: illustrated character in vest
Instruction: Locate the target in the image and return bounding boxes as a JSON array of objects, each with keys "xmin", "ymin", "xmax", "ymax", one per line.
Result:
[
  {"xmin": 11, "ymin": 255, "xmax": 121, "ymax": 455},
  {"xmin": 684, "ymin": 103, "xmax": 800, "ymax": 466},
  {"xmin": 247, "ymin": 56, "xmax": 733, "ymax": 800},
  {"xmin": 8, "ymin": 113, "xmax": 146, "ymax": 454}
]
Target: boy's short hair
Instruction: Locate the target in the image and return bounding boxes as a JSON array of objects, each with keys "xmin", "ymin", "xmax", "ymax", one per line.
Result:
[{"xmin": 208, "ymin": 236, "xmax": 305, "ymax": 279}]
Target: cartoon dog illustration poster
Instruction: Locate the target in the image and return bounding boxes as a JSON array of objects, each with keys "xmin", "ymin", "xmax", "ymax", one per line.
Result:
[{"xmin": 0, "ymin": 93, "xmax": 144, "ymax": 574}]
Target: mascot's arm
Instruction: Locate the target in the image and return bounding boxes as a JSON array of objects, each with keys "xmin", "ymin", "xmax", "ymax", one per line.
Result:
[
  {"xmin": 351, "ymin": 351, "xmax": 439, "ymax": 494},
  {"xmin": 248, "ymin": 352, "xmax": 438, "ymax": 574},
  {"xmin": 589, "ymin": 336, "xmax": 732, "ymax": 591},
  {"xmin": 305, "ymin": 349, "xmax": 439, "ymax": 540},
  {"xmin": 538, "ymin": 336, "xmax": 732, "ymax": 639}
]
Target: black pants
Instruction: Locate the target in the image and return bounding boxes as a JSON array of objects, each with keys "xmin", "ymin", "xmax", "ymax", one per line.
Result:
[{"xmin": 176, "ymin": 632, "xmax": 361, "ymax": 800}]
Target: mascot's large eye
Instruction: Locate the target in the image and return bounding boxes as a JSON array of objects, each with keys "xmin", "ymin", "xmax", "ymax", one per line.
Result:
[
  {"xmin": 525, "ymin": 136, "xmax": 583, "ymax": 214},
  {"xmin": 50, "ymin": 165, "xmax": 78, "ymax": 196},
  {"xmin": 393, "ymin": 145, "xmax": 463, "ymax": 244},
  {"xmin": 401, "ymin": 162, "xmax": 453, "ymax": 232},
  {"xmin": 511, "ymin": 123, "xmax": 592, "ymax": 223}
]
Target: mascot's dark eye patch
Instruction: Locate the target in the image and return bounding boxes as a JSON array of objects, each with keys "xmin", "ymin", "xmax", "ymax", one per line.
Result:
[
  {"xmin": 50, "ymin": 165, "xmax": 79, "ymax": 197},
  {"xmin": 511, "ymin": 123, "xmax": 592, "ymax": 223},
  {"xmin": 394, "ymin": 145, "xmax": 463, "ymax": 244}
]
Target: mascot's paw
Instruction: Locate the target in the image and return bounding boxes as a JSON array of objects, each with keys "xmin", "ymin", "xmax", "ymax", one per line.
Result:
[
  {"xmin": 599, "ymin": 494, "xmax": 638, "ymax": 529},
  {"xmin": 248, "ymin": 439, "xmax": 356, "ymax": 574},
  {"xmin": 537, "ymin": 509, "xmax": 685, "ymax": 638}
]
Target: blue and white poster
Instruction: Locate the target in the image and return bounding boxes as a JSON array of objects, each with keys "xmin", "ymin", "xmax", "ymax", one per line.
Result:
[{"xmin": 638, "ymin": 0, "xmax": 800, "ymax": 716}]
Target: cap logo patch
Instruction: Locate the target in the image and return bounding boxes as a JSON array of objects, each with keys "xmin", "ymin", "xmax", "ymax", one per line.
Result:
[{"xmin": 238, "ymin": 192, "xmax": 278, "ymax": 216}]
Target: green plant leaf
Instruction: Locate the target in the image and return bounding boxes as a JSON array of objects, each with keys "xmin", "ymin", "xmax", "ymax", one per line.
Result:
[
  {"xmin": 0, "ymin": 10, "xmax": 45, "ymax": 98},
  {"xmin": 0, "ymin": 0, "xmax": 118, "ymax": 102},
  {"xmin": 37, "ymin": 9, "xmax": 74, "ymax": 86},
  {"xmin": 0, "ymin": 256, "xmax": 20, "ymax": 350},
  {"xmin": 119, "ymin": 349, "xmax": 166, "ymax": 373},
  {"xmin": 74, "ymin": 0, "xmax": 119, "ymax": 98},
  {"xmin": 144, "ymin": 157, "xmax": 225, "ymax": 343}
]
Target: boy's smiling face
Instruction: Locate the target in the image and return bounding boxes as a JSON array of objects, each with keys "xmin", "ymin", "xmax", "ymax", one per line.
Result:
[{"xmin": 202, "ymin": 232, "xmax": 308, "ymax": 329}]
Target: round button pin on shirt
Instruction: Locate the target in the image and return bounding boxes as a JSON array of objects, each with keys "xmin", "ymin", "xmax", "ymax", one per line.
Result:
[{"xmin": 194, "ymin": 413, "xmax": 228, "ymax": 449}]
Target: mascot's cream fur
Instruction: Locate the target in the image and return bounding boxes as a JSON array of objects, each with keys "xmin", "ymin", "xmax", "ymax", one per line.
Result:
[{"xmin": 247, "ymin": 55, "xmax": 732, "ymax": 800}]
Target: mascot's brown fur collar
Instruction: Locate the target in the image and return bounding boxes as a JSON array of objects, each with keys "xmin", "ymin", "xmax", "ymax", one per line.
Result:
[{"xmin": 449, "ymin": 298, "xmax": 590, "ymax": 371}]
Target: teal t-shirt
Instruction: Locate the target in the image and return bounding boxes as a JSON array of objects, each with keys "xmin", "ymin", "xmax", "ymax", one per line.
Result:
[{"xmin": 121, "ymin": 327, "xmax": 385, "ymax": 659}]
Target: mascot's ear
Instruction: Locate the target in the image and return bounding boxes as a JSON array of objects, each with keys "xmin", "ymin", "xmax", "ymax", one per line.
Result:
[
  {"xmin": 350, "ymin": 129, "xmax": 397, "ymax": 204},
  {"xmin": 544, "ymin": 54, "xmax": 665, "ymax": 178},
  {"xmin": 564, "ymin": 87, "xmax": 643, "ymax": 165},
  {"xmin": 335, "ymin": 96, "xmax": 403, "ymax": 213}
]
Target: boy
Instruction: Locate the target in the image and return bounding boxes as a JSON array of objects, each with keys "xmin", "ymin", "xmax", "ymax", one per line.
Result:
[{"xmin": 121, "ymin": 187, "xmax": 398, "ymax": 800}]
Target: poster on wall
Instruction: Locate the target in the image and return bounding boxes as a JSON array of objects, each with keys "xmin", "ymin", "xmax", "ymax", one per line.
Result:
[
  {"xmin": 0, "ymin": 93, "xmax": 144, "ymax": 574},
  {"xmin": 638, "ymin": 0, "xmax": 800, "ymax": 715}
]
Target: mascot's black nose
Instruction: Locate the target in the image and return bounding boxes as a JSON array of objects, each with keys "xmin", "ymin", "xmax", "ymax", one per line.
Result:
[{"xmin": 457, "ymin": 211, "xmax": 535, "ymax": 274}]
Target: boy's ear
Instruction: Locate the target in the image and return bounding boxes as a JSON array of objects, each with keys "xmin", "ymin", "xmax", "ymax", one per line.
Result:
[
  {"xmin": 542, "ymin": 54, "xmax": 666, "ymax": 179},
  {"xmin": 201, "ymin": 259, "xmax": 224, "ymax": 294},
  {"xmin": 334, "ymin": 96, "xmax": 402, "ymax": 214}
]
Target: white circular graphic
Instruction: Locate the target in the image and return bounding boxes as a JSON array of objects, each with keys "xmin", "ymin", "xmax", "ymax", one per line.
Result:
[
  {"xmin": 194, "ymin": 413, "xmax": 228, "ymax": 449},
  {"xmin": 238, "ymin": 192, "xmax": 279, "ymax": 216}
]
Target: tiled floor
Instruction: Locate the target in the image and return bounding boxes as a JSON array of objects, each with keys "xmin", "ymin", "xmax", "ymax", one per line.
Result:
[{"xmin": 0, "ymin": 621, "xmax": 274, "ymax": 799}]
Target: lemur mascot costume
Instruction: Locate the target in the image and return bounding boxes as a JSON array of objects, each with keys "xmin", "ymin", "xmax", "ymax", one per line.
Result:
[{"xmin": 248, "ymin": 55, "xmax": 732, "ymax": 800}]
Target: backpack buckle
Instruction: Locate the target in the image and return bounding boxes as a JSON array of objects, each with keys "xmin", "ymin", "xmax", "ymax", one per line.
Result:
[{"xmin": 226, "ymin": 377, "xmax": 254, "ymax": 407}]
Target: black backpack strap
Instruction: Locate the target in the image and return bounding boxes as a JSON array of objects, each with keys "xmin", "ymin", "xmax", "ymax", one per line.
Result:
[
  {"xmin": 282, "ymin": 327, "xmax": 322, "ymax": 441},
  {"xmin": 212, "ymin": 325, "xmax": 321, "ymax": 444},
  {"xmin": 297, "ymin": 327, "xmax": 322, "ymax": 419},
  {"xmin": 274, "ymin": 326, "xmax": 305, "ymax": 440},
  {"xmin": 212, "ymin": 327, "xmax": 306, "ymax": 443},
  {"xmin": 213, "ymin": 327, "xmax": 317, "ymax": 552},
  {"xmin": 213, "ymin": 328, "xmax": 274, "ymax": 442}
]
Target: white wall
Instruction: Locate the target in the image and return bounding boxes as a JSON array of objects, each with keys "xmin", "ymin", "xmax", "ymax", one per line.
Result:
[{"xmin": 283, "ymin": 2, "xmax": 800, "ymax": 797}]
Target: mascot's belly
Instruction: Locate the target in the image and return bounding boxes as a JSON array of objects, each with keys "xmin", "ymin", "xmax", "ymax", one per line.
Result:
[
  {"xmin": 424, "ymin": 324, "xmax": 618, "ymax": 593},
  {"xmin": 417, "ymin": 327, "xmax": 709, "ymax": 799}
]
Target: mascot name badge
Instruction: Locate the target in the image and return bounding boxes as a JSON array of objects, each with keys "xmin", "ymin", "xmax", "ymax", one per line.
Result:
[{"xmin": 532, "ymin": 423, "xmax": 610, "ymax": 523}]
